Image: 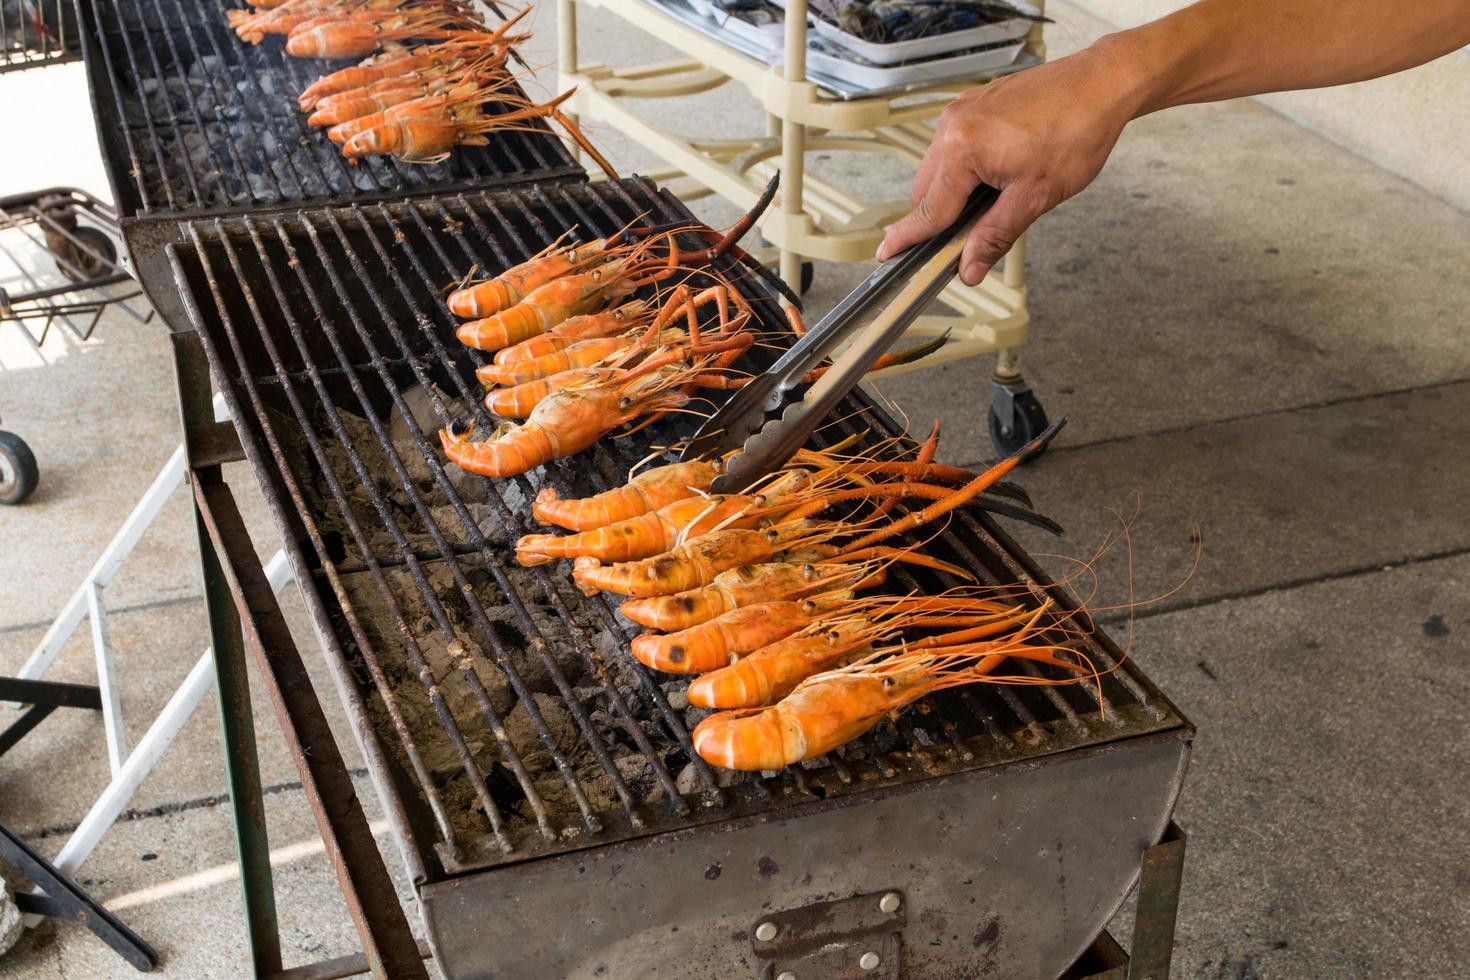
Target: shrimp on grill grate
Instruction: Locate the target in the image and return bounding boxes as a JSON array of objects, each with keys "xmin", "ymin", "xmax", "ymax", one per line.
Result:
[{"xmin": 692, "ymin": 618, "xmax": 1092, "ymax": 771}]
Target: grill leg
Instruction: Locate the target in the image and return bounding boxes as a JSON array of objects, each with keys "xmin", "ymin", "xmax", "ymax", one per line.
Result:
[
  {"xmin": 171, "ymin": 323, "xmax": 428, "ymax": 979},
  {"xmin": 173, "ymin": 329, "xmax": 284, "ymax": 977},
  {"xmin": 1065, "ymin": 822, "xmax": 1188, "ymax": 980}
]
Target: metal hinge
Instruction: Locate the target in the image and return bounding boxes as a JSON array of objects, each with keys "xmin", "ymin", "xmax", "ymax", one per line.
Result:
[{"xmin": 751, "ymin": 889, "xmax": 906, "ymax": 979}]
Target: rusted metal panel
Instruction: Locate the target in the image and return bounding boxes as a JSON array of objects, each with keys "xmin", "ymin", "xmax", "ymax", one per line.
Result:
[{"xmin": 420, "ymin": 734, "xmax": 1189, "ymax": 979}]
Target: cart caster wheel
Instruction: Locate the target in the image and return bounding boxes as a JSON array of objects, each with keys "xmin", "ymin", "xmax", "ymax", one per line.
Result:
[
  {"xmin": 988, "ymin": 385, "xmax": 1049, "ymax": 460},
  {"xmin": 58, "ymin": 227, "xmax": 117, "ymax": 282},
  {"xmin": 799, "ymin": 260, "xmax": 814, "ymax": 296},
  {"xmin": 0, "ymin": 431, "xmax": 39, "ymax": 505}
]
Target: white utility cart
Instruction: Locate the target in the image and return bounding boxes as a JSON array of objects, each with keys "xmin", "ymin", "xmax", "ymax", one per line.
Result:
[{"xmin": 556, "ymin": 0, "xmax": 1052, "ymax": 454}]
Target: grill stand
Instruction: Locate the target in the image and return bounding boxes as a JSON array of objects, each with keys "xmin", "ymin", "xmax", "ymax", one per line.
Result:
[
  {"xmin": 172, "ymin": 332, "xmax": 430, "ymax": 980},
  {"xmin": 1065, "ymin": 823, "xmax": 1187, "ymax": 980}
]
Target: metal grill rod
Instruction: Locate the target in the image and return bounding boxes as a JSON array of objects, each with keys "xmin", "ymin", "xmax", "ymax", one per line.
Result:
[
  {"xmin": 268, "ymin": 214, "xmax": 621, "ymax": 839},
  {"xmin": 307, "ymin": 204, "xmax": 692, "ymax": 823},
  {"xmin": 181, "ymin": 223, "xmax": 481, "ymax": 856},
  {"xmin": 397, "ymin": 189, "xmax": 741, "ymax": 805},
  {"xmin": 209, "ymin": 217, "xmax": 547, "ymax": 846}
]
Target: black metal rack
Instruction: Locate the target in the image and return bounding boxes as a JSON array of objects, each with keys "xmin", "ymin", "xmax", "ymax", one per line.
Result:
[
  {"xmin": 165, "ymin": 176, "xmax": 1192, "ymax": 978},
  {"xmin": 74, "ymin": 0, "xmax": 589, "ymax": 327},
  {"xmin": 1, "ymin": 0, "xmax": 83, "ymax": 72}
]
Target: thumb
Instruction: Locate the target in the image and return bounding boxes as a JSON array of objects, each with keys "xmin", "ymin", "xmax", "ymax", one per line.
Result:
[
  {"xmin": 956, "ymin": 183, "xmax": 1039, "ymax": 286},
  {"xmin": 877, "ymin": 163, "xmax": 975, "ymax": 262}
]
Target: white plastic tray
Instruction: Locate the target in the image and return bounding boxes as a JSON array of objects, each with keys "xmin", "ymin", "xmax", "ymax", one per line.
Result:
[
  {"xmin": 803, "ymin": 36, "xmax": 1024, "ymax": 88},
  {"xmin": 687, "ymin": 0, "xmax": 785, "ymax": 53},
  {"xmin": 810, "ymin": 1, "xmax": 1038, "ymax": 65}
]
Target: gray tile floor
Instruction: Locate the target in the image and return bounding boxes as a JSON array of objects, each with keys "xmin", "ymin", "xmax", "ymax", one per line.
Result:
[{"xmin": 1, "ymin": 3, "xmax": 1468, "ymax": 976}]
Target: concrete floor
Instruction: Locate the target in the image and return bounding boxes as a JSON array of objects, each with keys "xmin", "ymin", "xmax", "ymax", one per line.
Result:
[{"xmin": 1, "ymin": 2, "xmax": 1468, "ymax": 977}]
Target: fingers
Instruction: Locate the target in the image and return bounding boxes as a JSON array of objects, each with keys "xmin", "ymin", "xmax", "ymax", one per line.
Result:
[
  {"xmin": 877, "ymin": 159, "xmax": 976, "ymax": 262},
  {"xmin": 910, "ymin": 143, "xmax": 942, "ymax": 208},
  {"xmin": 957, "ymin": 183, "xmax": 1037, "ymax": 286}
]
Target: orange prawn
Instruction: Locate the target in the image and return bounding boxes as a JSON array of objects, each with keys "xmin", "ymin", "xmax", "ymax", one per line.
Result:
[
  {"xmin": 513, "ymin": 477, "xmax": 802, "ymax": 567},
  {"xmin": 572, "ymin": 419, "xmax": 1065, "ymax": 598},
  {"xmin": 685, "ymin": 601, "xmax": 1045, "ymax": 709},
  {"xmin": 693, "ymin": 623, "xmax": 1090, "ymax": 771},
  {"xmin": 491, "ymin": 299, "xmax": 652, "ymax": 366},
  {"xmin": 285, "ymin": 8, "xmax": 483, "ymax": 60},
  {"xmin": 618, "ymin": 561, "xmax": 877, "ymax": 631},
  {"xmin": 630, "ymin": 598, "xmax": 847, "ymax": 674},
  {"xmin": 296, "ymin": 25, "xmax": 519, "ymax": 108},
  {"xmin": 325, "ymin": 77, "xmax": 491, "ymax": 145},
  {"xmin": 306, "ymin": 53, "xmax": 508, "ymax": 127},
  {"xmin": 439, "ymin": 381, "xmax": 681, "ymax": 479},
  {"xmin": 474, "ymin": 328, "xmax": 681, "ymax": 389},
  {"xmin": 631, "ymin": 592, "xmax": 1033, "ymax": 675},
  {"xmin": 572, "ymin": 524, "xmax": 821, "ymax": 599},
  {"xmin": 445, "ymin": 179, "xmax": 785, "ymax": 322},
  {"xmin": 531, "ymin": 457, "xmax": 724, "ymax": 531},
  {"xmin": 484, "ymin": 367, "xmax": 619, "ymax": 419},
  {"xmin": 454, "ymin": 256, "xmax": 637, "ymax": 351}
]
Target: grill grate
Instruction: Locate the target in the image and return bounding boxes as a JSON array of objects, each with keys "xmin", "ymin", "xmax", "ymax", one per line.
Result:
[
  {"xmin": 2, "ymin": 0, "xmax": 83, "ymax": 72},
  {"xmin": 168, "ymin": 177, "xmax": 1181, "ymax": 875},
  {"xmin": 80, "ymin": 0, "xmax": 584, "ymax": 217}
]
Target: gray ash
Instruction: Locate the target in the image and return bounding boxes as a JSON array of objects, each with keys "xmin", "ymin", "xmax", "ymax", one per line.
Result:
[{"xmin": 309, "ymin": 398, "xmax": 691, "ymax": 846}]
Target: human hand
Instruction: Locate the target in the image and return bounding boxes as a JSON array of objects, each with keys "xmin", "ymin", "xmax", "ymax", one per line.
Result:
[{"xmin": 877, "ymin": 44, "xmax": 1145, "ymax": 285}]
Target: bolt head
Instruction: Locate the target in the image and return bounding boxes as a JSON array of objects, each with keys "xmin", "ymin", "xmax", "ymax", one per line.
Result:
[
  {"xmin": 859, "ymin": 951, "xmax": 881, "ymax": 970},
  {"xmin": 878, "ymin": 892, "xmax": 901, "ymax": 914},
  {"xmin": 755, "ymin": 921, "xmax": 779, "ymax": 942}
]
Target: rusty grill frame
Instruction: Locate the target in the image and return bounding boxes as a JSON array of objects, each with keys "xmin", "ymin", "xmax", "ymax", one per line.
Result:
[
  {"xmin": 77, "ymin": 0, "xmax": 584, "ymax": 220},
  {"xmin": 166, "ymin": 176, "xmax": 1188, "ymax": 888}
]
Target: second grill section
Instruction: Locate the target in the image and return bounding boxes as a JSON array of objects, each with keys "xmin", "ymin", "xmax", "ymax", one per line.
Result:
[
  {"xmin": 167, "ymin": 177, "xmax": 1181, "ymax": 877},
  {"xmin": 79, "ymin": 0, "xmax": 586, "ymax": 218}
]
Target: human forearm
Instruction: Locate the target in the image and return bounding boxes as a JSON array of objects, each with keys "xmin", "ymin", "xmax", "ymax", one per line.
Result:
[
  {"xmin": 1103, "ymin": 0, "xmax": 1470, "ymax": 118},
  {"xmin": 879, "ymin": 0, "xmax": 1470, "ymax": 284}
]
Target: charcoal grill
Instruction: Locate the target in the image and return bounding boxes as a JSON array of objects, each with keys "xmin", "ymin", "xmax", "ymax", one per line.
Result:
[
  {"xmin": 162, "ymin": 175, "xmax": 1193, "ymax": 978},
  {"xmin": 1, "ymin": 0, "xmax": 82, "ymax": 71},
  {"xmin": 76, "ymin": 0, "xmax": 586, "ymax": 320}
]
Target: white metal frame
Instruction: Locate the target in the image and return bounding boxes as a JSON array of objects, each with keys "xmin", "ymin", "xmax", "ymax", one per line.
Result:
[
  {"xmin": 558, "ymin": 0, "xmax": 1045, "ymax": 371},
  {"xmin": 7, "ymin": 394, "xmax": 293, "ymax": 882}
]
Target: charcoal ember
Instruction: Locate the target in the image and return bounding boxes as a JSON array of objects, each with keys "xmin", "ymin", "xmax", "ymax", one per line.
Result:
[
  {"xmin": 390, "ymin": 438, "xmax": 435, "ymax": 490},
  {"xmin": 684, "ymin": 703, "xmax": 713, "ymax": 733},
  {"xmin": 676, "ymin": 760, "xmax": 738, "ymax": 795},
  {"xmin": 612, "ymin": 752, "xmax": 661, "ymax": 800},
  {"xmin": 388, "ymin": 386, "xmax": 445, "ymax": 442},
  {"xmin": 446, "ymin": 461, "xmax": 490, "ymax": 504},
  {"xmin": 572, "ymin": 752, "xmax": 663, "ymax": 817},
  {"xmin": 503, "ymin": 692, "xmax": 586, "ymax": 776},
  {"xmin": 466, "ymin": 602, "xmax": 585, "ymax": 694},
  {"xmin": 663, "ymin": 683, "xmax": 689, "ymax": 712},
  {"xmin": 585, "ymin": 706, "xmax": 626, "ymax": 748},
  {"xmin": 422, "ymin": 505, "xmax": 478, "ymax": 550},
  {"xmin": 497, "ymin": 477, "xmax": 529, "ymax": 518},
  {"xmin": 421, "ymin": 631, "xmax": 515, "ymax": 720}
]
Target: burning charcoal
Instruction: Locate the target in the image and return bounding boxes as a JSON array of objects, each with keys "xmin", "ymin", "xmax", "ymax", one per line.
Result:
[
  {"xmin": 613, "ymin": 752, "xmax": 660, "ymax": 801},
  {"xmin": 662, "ymin": 683, "xmax": 689, "ymax": 712},
  {"xmin": 504, "ymin": 693, "xmax": 585, "ymax": 776},
  {"xmin": 446, "ymin": 462, "xmax": 490, "ymax": 504},
  {"xmin": 422, "ymin": 631, "xmax": 516, "ymax": 720},
  {"xmin": 497, "ymin": 477, "xmax": 529, "ymax": 516},
  {"xmin": 675, "ymin": 760, "xmax": 738, "ymax": 796}
]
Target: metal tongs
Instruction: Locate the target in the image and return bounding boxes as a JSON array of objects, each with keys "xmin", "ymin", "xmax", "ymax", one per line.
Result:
[{"xmin": 682, "ymin": 184, "xmax": 999, "ymax": 493}]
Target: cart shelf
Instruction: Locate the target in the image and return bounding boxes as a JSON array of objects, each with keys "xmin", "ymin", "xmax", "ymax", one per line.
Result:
[{"xmin": 558, "ymin": 0, "xmax": 1046, "ymax": 376}]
